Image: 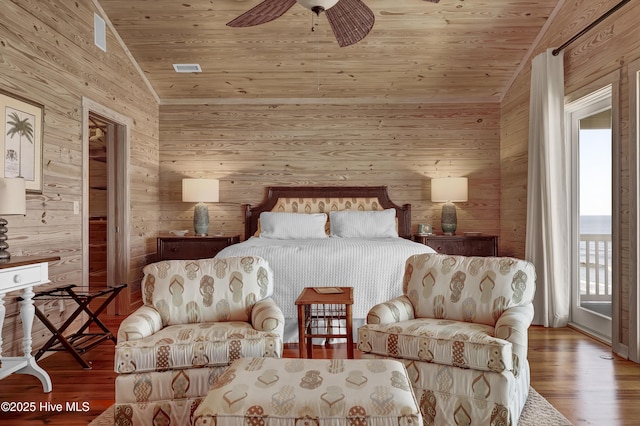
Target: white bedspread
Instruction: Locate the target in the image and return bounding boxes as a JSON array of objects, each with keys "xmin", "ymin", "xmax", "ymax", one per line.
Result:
[{"xmin": 215, "ymin": 237, "xmax": 435, "ymax": 322}]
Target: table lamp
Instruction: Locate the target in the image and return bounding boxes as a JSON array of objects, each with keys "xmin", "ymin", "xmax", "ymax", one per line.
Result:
[
  {"xmin": 182, "ymin": 178, "xmax": 219, "ymax": 236},
  {"xmin": 0, "ymin": 177, "xmax": 26, "ymax": 259},
  {"xmin": 431, "ymin": 177, "xmax": 468, "ymax": 235}
]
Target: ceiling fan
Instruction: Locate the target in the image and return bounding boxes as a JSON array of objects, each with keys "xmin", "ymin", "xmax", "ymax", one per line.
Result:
[{"xmin": 227, "ymin": 0, "xmax": 441, "ymax": 48}]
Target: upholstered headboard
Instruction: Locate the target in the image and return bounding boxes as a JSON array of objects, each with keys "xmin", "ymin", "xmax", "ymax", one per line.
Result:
[{"xmin": 243, "ymin": 186, "xmax": 412, "ymax": 239}]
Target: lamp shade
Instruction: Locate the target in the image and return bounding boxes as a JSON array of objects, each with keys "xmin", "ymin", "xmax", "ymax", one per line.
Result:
[
  {"xmin": 182, "ymin": 179, "xmax": 219, "ymax": 203},
  {"xmin": 431, "ymin": 177, "xmax": 468, "ymax": 202},
  {"xmin": 0, "ymin": 177, "xmax": 26, "ymax": 215}
]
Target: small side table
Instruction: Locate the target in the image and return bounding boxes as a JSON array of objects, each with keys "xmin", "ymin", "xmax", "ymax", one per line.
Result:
[
  {"xmin": 295, "ymin": 287, "xmax": 354, "ymax": 359},
  {"xmin": 28, "ymin": 283, "xmax": 126, "ymax": 369}
]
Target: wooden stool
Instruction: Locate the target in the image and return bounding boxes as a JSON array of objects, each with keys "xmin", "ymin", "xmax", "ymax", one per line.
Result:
[{"xmin": 295, "ymin": 286, "xmax": 354, "ymax": 359}]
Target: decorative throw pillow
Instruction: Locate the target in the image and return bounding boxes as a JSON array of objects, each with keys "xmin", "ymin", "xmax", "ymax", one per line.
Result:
[
  {"xmin": 329, "ymin": 208, "xmax": 398, "ymax": 238},
  {"xmin": 259, "ymin": 212, "xmax": 328, "ymax": 239}
]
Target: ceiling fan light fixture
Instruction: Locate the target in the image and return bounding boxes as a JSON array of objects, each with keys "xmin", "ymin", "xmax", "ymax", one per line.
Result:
[
  {"xmin": 296, "ymin": 0, "xmax": 340, "ymax": 12},
  {"xmin": 227, "ymin": 0, "xmax": 398, "ymax": 47}
]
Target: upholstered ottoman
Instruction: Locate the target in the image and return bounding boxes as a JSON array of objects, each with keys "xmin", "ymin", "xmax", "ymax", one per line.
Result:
[{"xmin": 193, "ymin": 357, "xmax": 422, "ymax": 425}]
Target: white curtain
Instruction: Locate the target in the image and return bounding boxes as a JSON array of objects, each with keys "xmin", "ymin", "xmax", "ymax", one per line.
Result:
[{"xmin": 525, "ymin": 48, "xmax": 570, "ymax": 327}]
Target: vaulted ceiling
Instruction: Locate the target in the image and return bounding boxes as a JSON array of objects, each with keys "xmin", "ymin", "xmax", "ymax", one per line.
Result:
[{"xmin": 97, "ymin": 0, "xmax": 560, "ymax": 103}]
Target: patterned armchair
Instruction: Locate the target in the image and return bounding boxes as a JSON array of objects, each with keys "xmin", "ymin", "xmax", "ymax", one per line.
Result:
[
  {"xmin": 114, "ymin": 256, "xmax": 284, "ymax": 425},
  {"xmin": 357, "ymin": 253, "xmax": 536, "ymax": 426}
]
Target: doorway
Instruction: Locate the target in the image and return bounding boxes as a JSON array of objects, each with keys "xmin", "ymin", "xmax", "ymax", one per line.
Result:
[
  {"xmin": 82, "ymin": 98, "xmax": 131, "ymax": 314},
  {"xmin": 566, "ymin": 85, "xmax": 615, "ymax": 342},
  {"xmin": 88, "ymin": 116, "xmax": 109, "ymax": 292}
]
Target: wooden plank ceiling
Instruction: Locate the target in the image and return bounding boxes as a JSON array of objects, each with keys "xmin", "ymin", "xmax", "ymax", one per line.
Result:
[{"xmin": 97, "ymin": 0, "xmax": 560, "ymax": 103}]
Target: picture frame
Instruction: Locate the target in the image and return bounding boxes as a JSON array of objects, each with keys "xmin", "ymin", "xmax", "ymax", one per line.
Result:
[{"xmin": 1, "ymin": 90, "xmax": 44, "ymax": 193}]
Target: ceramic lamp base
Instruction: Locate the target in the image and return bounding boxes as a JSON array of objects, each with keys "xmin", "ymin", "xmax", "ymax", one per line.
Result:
[
  {"xmin": 441, "ymin": 202, "xmax": 457, "ymax": 236},
  {"xmin": 193, "ymin": 203, "xmax": 210, "ymax": 236},
  {"xmin": 0, "ymin": 217, "xmax": 10, "ymax": 259}
]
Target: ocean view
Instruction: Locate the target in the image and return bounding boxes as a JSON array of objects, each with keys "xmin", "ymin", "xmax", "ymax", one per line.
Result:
[{"xmin": 580, "ymin": 215, "xmax": 611, "ymax": 234}]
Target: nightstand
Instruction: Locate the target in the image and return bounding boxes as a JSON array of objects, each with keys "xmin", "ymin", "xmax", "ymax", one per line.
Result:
[
  {"xmin": 414, "ymin": 234, "xmax": 498, "ymax": 257},
  {"xmin": 156, "ymin": 235, "xmax": 240, "ymax": 261}
]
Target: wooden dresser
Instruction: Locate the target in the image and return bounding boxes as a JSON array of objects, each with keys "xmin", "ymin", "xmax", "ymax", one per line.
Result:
[
  {"xmin": 414, "ymin": 234, "xmax": 498, "ymax": 257},
  {"xmin": 156, "ymin": 235, "xmax": 240, "ymax": 261}
]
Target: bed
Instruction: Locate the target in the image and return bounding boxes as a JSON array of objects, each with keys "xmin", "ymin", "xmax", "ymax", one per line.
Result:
[{"xmin": 215, "ymin": 186, "xmax": 436, "ymax": 342}]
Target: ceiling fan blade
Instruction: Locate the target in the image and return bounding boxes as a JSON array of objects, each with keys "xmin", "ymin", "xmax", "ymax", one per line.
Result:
[
  {"xmin": 325, "ymin": 0, "xmax": 375, "ymax": 47},
  {"xmin": 227, "ymin": 0, "xmax": 297, "ymax": 27}
]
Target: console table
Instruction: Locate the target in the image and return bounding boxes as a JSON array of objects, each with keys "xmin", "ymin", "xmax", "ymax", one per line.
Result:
[{"xmin": 0, "ymin": 255, "xmax": 60, "ymax": 393}]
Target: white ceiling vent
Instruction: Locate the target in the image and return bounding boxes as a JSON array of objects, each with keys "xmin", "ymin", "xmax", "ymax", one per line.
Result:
[{"xmin": 173, "ymin": 64, "xmax": 202, "ymax": 73}]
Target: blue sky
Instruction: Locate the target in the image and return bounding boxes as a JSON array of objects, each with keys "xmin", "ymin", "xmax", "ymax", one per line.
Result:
[{"xmin": 579, "ymin": 128, "xmax": 612, "ymax": 216}]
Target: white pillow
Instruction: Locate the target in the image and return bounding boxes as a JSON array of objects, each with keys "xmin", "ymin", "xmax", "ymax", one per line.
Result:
[
  {"xmin": 329, "ymin": 209, "xmax": 398, "ymax": 238},
  {"xmin": 259, "ymin": 212, "xmax": 328, "ymax": 239}
]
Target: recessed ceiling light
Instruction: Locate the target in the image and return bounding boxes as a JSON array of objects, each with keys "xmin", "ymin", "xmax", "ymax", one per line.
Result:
[{"xmin": 173, "ymin": 64, "xmax": 202, "ymax": 73}]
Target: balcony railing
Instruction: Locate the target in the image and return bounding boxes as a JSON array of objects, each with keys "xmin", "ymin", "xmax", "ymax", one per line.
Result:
[{"xmin": 579, "ymin": 234, "xmax": 612, "ymax": 303}]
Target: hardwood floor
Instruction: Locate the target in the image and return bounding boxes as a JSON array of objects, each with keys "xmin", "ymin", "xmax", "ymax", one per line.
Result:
[
  {"xmin": 0, "ymin": 317, "xmax": 638, "ymax": 425},
  {"xmin": 527, "ymin": 326, "xmax": 640, "ymax": 425}
]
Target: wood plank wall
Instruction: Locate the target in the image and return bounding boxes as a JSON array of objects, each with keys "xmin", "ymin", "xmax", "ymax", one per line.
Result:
[
  {"xmin": 159, "ymin": 102, "xmax": 502, "ymax": 242},
  {"xmin": 500, "ymin": 0, "xmax": 640, "ymax": 350},
  {"xmin": 10, "ymin": 0, "xmax": 637, "ymax": 363},
  {"xmin": 0, "ymin": 0, "xmax": 159, "ymax": 357}
]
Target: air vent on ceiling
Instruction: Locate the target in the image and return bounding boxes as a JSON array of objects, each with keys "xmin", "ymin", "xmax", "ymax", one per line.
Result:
[{"xmin": 173, "ymin": 64, "xmax": 202, "ymax": 73}]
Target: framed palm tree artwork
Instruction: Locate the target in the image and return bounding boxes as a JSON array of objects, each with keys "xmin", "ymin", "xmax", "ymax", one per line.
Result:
[{"xmin": 1, "ymin": 90, "xmax": 43, "ymax": 193}]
